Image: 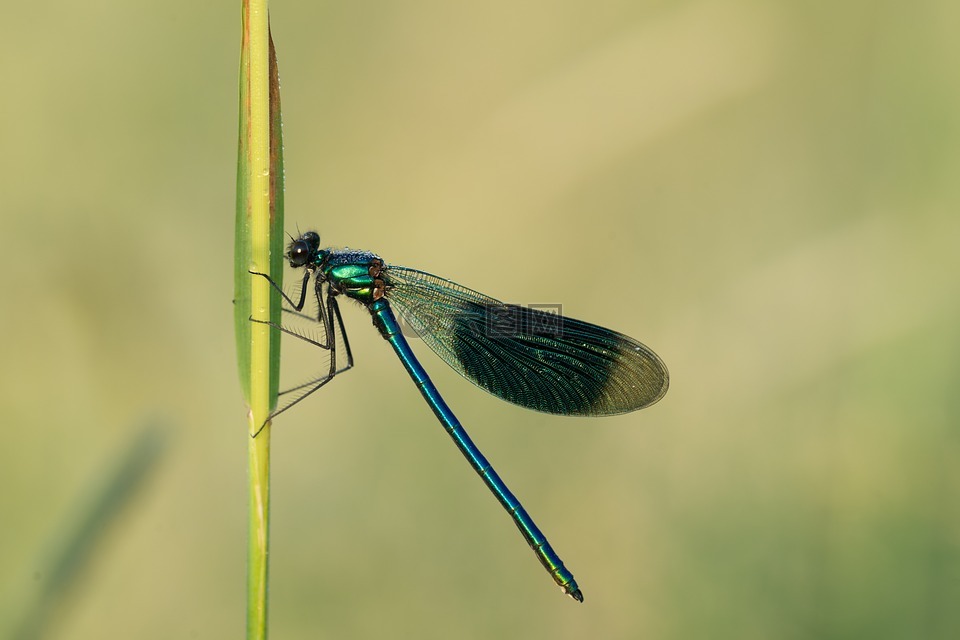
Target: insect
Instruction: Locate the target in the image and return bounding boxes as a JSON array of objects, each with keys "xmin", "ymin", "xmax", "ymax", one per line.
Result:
[{"xmin": 251, "ymin": 231, "xmax": 669, "ymax": 601}]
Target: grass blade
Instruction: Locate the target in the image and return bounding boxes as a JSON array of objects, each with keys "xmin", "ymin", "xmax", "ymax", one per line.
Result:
[{"xmin": 234, "ymin": 1, "xmax": 284, "ymax": 637}]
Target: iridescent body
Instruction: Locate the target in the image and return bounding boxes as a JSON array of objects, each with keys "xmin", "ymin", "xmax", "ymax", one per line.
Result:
[{"xmin": 253, "ymin": 231, "xmax": 669, "ymax": 602}]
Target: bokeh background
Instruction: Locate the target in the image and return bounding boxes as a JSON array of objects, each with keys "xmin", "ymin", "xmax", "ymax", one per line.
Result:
[{"xmin": 2, "ymin": 1, "xmax": 958, "ymax": 638}]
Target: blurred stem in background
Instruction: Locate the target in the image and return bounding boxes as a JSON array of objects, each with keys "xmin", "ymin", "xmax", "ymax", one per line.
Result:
[
  {"xmin": 234, "ymin": 0, "xmax": 285, "ymax": 638},
  {"xmin": 8, "ymin": 422, "xmax": 169, "ymax": 640}
]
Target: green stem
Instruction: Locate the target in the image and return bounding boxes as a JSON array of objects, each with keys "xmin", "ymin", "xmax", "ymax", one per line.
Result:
[{"xmin": 247, "ymin": 426, "xmax": 271, "ymax": 639}]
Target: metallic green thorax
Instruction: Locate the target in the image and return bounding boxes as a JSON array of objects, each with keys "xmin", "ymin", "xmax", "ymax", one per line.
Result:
[{"xmin": 317, "ymin": 249, "xmax": 388, "ymax": 305}]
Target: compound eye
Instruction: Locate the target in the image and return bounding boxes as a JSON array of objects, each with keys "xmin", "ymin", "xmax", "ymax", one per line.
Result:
[
  {"xmin": 287, "ymin": 240, "xmax": 312, "ymax": 267},
  {"xmin": 302, "ymin": 231, "xmax": 320, "ymax": 250}
]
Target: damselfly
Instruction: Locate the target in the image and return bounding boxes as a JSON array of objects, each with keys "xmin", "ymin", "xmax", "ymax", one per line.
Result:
[{"xmin": 251, "ymin": 231, "xmax": 669, "ymax": 601}]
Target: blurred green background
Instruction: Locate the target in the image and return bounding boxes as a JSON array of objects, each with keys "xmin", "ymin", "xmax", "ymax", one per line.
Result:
[{"xmin": 2, "ymin": 1, "xmax": 958, "ymax": 638}]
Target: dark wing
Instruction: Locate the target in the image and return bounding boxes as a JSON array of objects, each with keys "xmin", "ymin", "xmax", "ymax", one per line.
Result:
[{"xmin": 384, "ymin": 266, "xmax": 668, "ymax": 416}]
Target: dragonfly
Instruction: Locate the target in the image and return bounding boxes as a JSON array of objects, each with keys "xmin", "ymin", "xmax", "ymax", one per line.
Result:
[{"xmin": 250, "ymin": 231, "xmax": 669, "ymax": 602}]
